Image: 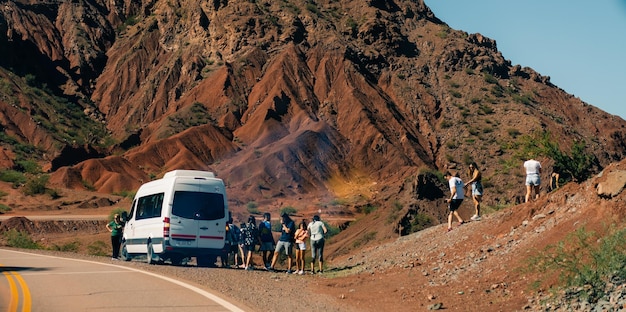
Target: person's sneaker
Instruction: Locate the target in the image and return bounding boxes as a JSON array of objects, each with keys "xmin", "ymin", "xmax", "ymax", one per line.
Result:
[
  {"xmin": 471, "ymin": 215, "xmax": 482, "ymax": 221},
  {"xmin": 298, "ymin": 270, "xmax": 304, "ymax": 275},
  {"xmin": 267, "ymin": 267, "xmax": 275, "ymax": 272},
  {"xmin": 286, "ymin": 270, "xmax": 293, "ymax": 274}
]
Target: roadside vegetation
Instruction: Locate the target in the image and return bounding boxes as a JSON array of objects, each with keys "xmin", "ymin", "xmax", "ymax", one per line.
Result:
[{"xmin": 526, "ymin": 225, "xmax": 626, "ymax": 304}]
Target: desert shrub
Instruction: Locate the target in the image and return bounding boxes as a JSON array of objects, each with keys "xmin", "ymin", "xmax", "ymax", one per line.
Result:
[
  {"xmin": 15, "ymin": 160, "xmax": 41, "ymax": 174},
  {"xmin": 0, "ymin": 169, "xmax": 26, "ymax": 186},
  {"xmin": 409, "ymin": 213, "xmax": 433, "ymax": 233},
  {"xmin": 87, "ymin": 241, "xmax": 108, "ymax": 256},
  {"xmin": 440, "ymin": 119, "xmax": 453, "ymax": 129},
  {"xmin": 246, "ymin": 201, "xmax": 259, "ymax": 214},
  {"xmin": 358, "ymin": 204, "xmax": 377, "ymax": 215},
  {"xmin": 51, "ymin": 241, "xmax": 80, "ymax": 252},
  {"xmin": 3, "ymin": 229, "xmax": 41, "ymax": 249},
  {"xmin": 526, "ymin": 226, "xmax": 626, "ymax": 303},
  {"xmin": 47, "ymin": 188, "xmax": 61, "ymax": 199},
  {"xmin": 449, "ymin": 90, "xmax": 462, "ymax": 98},
  {"xmin": 0, "ymin": 204, "xmax": 11, "ymax": 213},
  {"xmin": 280, "ymin": 206, "xmax": 297, "ymax": 216},
  {"xmin": 23, "ymin": 174, "xmax": 49, "ymax": 195},
  {"xmin": 483, "ymin": 73, "xmax": 498, "ymax": 84},
  {"xmin": 520, "ymin": 131, "xmax": 595, "ymax": 182},
  {"xmin": 82, "ymin": 180, "xmax": 95, "ymax": 191},
  {"xmin": 113, "ymin": 190, "xmax": 135, "ymax": 199},
  {"xmin": 507, "ymin": 128, "xmax": 521, "ymax": 138}
]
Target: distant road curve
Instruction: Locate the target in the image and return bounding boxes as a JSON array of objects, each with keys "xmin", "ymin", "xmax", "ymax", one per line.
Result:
[{"xmin": 0, "ymin": 249, "xmax": 246, "ymax": 312}]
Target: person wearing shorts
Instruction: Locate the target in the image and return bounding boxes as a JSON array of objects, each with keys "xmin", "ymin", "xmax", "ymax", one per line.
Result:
[
  {"xmin": 464, "ymin": 162, "xmax": 483, "ymax": 221},
  {"xmin": 524, "ymin": 158, "xmax": 542, "ymax": 202},
  {"xmin": 269, "ymin": 213, "xmax": 296, "ymax": 273},
  {"xmin": 444, "ymin": 171, "xmax": 465, "ymax": 232},
  {"xmin": 293, "ymin": 220, "xmax": 309, "ymax": 275}
]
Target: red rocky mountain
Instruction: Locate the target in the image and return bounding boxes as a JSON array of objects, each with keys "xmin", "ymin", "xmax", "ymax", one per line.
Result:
[{"xmin": 1, "ymin": 0, "xmax": 626, "ymax": 238}]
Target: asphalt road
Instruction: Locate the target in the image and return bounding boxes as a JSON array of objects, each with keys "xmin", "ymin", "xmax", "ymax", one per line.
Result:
[{"xmin": 0, "ymin": 249, "xmax": 245, "ymax": 312}]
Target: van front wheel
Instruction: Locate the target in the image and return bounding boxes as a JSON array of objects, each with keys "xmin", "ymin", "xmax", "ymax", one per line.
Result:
[{"xmin": 120, "ymin": 243, "xmax": 132, "ymax": 261}]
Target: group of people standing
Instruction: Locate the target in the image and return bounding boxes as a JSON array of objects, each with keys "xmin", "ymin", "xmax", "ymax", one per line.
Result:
[
  {"xmin": 443, "ymin": 157, "xmax": 543, "ymax": 232},
  {"xmin": 224, "ymin": 212, "xmax": 328, "ymax": 274}
]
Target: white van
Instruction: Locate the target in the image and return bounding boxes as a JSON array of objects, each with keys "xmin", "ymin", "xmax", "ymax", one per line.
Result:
[{"xmin": 121, "ymin": 170, "xmax": 229, "ymax": 266}]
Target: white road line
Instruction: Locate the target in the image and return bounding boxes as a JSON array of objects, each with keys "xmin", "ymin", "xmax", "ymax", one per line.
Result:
[{"xmin": 3, "ymin": 250, "xmax": 246, "ymax": 312}]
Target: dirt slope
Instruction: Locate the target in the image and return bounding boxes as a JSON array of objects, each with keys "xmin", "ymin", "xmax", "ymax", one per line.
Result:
[{"xmin": 313, "ymin": 159, "xmax": 626, "ymax": 311}]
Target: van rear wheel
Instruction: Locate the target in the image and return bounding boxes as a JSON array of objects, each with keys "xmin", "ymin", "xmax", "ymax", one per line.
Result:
[{"xmin": 146, "ymin": 242, "xmax": 155, "ymax": 265}]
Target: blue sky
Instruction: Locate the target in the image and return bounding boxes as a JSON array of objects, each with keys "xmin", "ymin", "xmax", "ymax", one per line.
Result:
[{"xmin": 425, "ymin": 0, "xmax": 626, "ymax": 120}]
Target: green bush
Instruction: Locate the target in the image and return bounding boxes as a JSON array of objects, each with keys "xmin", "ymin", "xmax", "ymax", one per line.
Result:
[
  {"xmin": 3, "ymin": 229, "xmax": 41, "ymax": 249},
  {"xmin": 87, "ymin": 241, "xmax": 108, "ymax": 256},
  {"xmin": 279, "ymin": 206, "xmax": 297, "ymax": 216},
  {"xmin": 246, "ymin": 201, "xmax": 259, "ymax": 214},
  {"xmin": 15, "ymin": 160, "xmax": 42, "ymax": 174},
  {"xmin": 0, "ymin": 170, "xmax": 26, "ymax": 185},
  {"xmin": 23, "ymin": 174, "xmax": 49, "ymax": 195},
  {"xmin": 51, "ymin": 241, "xmax": 80, "ymax": 252},
  {"xmin": 526, "ymin": 226, "xmax": 626, "ymax": 303},
  {"xmin": 520, "ymin": 131, "xmax": 595, "ymax": 182},
  {"xmin": 409, "ymin": 213, "xmax": 433, "ymax": 233},
  {"xmin": 0, "ymin": 204, "xmax": 11, "ymax": 213},
  {"xmin": 483, "ymin": 73, "xmax": 498, "ymax": 84}
]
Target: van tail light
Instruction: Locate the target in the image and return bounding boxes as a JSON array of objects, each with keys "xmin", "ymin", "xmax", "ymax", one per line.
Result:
[{"xmin": 163, "ymin": 217, "xmax": 170, "ymax": 237}]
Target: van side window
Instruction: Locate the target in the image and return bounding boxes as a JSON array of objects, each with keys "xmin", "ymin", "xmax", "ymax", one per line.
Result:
[
  {"xmin": 136, "ymin": 193, "xmax": 164, "ymax": 220},
  {"xmin": 128, "ymin": 199, "xmax": 136, "ymax": 219},
  {"xmin": 172, "ymin": 191, "xmax": 225, "ymax": 220}
]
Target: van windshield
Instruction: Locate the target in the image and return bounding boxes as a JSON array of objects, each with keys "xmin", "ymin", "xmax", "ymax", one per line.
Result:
[{"xmin": 172, "ymin": 191, "xmax": 226, "ymax": 220}]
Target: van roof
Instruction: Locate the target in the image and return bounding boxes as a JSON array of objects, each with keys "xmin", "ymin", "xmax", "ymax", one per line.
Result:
[{"xmin": 163, "ymin": 170, "xmax": 216, "ymax": 179}]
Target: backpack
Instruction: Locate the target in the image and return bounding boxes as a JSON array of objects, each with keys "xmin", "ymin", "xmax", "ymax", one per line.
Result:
[{"xmin": 259, "ymin": 220, "xmax": 273, "ymax": 242}]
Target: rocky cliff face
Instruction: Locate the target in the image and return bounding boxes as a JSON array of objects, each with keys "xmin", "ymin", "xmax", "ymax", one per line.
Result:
[{"xmin": 1, "ymin": 0, "xmax": 626, "ymax": 231}]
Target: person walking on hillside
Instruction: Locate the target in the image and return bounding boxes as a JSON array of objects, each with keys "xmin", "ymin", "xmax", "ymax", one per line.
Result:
[
  {"xmin": 258, "ymin": 212, "xmax": 275, "ymax": 270},
  {"xmin": 241, "ymin": 215, "xmax": 259, "ymax": 271},
  {"xmin": 444, "ymin": 171, "xmax": 465, "ymax": 232},
  {"xmin": 523, "ymin": 157, "xmax": 542, "ymax": 202},
  {"xmin": 294, "ymin": 219, "xmax": 309, "ymax": 275},
  {"xmin": 307, "ymin": 215, "xmax": 327, "ymax": 274},
  {"xmin": 464, "ymin": 162, "xmax": 483, "ymax": 221},
  {"xmin": 106, "ymin": 213, "xmax": 125, "ymax": 260},
  {"xmin": 269, "ymin": 213, "xmax": 296, "ymax": 273}
]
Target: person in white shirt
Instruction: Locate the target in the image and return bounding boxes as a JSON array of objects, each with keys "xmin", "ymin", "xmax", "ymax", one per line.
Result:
[
  {"xmin": 444, "ymin": 171, "xmax": 465, "ymax": 232},
  {"xmin": 523, "ymin": 158, "xmax": 542, "ymax": 202},
  {"xmin": 307, "ymin": 215, "xmax": 327, "ymax": 274}
]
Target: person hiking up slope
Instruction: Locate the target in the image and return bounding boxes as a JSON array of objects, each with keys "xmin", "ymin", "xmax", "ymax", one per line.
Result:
[{"xmin": 444, "ymin": 171, "xmax": 465, "ymax": 232}]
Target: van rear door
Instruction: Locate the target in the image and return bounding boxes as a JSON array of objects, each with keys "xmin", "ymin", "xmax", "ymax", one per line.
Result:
[
  {"xmin": 170, "ymin": 180, "xmax": 226, "ymax": 251},
  {"xmin": 195, "ymin": 183, "xmax": 227, "ymax": 250}
]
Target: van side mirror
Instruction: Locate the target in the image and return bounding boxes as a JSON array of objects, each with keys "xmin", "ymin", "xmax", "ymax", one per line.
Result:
[{"xmin": 121, "ymin": 211, "xmax": 129, "ymax": 221}]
